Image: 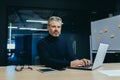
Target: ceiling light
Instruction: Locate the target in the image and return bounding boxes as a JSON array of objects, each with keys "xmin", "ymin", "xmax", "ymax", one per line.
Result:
[
  {"xmin": 26, "ymin": 20, "xmax": 48, "ymax": 24},
  {"xmin": 8, "ymin": 26, "xmax": 18, "ymax": 29},
  {"xmin": 19, "ymin": 27, "xmax": 48, "ymax": 31}
]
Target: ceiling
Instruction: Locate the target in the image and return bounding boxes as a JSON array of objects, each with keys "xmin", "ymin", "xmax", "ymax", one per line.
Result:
[
  {"xmin": 7, "ymin": 0, "xmax": 117, "ymax": 34},
  {"xmin": 8, "ymin": 0, "xmax": 116, "ymax": 11}
]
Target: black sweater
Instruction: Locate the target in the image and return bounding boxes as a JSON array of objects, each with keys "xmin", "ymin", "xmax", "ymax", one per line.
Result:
[{"xmin": 37, "ymin": 34, "xmax": 76, "ymax": 69}]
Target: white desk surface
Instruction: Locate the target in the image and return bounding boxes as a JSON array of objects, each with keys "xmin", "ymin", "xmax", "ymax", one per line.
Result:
[{"xmin": 0, "ymin": 63, "xmax": 120, "ymax": 80}]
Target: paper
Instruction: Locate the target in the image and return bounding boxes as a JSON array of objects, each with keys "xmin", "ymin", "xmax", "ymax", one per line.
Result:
[
  {"xmin": 103, "ymin": 28, "xmax": 108, "ymax": 33},
  {"xmin": 110, "ymin": 34, "xmax": 115, "ymax": 38},
  {"xmin": 96, "ymin": 36, "xmax": 101, "ymax": 40},
  {"xmin": 98, "ymin": 70, "xmax": 120, "ymax": 76}
]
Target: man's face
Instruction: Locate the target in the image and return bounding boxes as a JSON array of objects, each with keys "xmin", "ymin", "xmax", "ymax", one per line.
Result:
[{"xmin": 47, "ymin": 21, "xmax": 62, "ymax": 37}]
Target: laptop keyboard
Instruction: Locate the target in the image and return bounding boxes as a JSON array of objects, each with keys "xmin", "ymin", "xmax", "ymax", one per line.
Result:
[{"xmin": 78, "ymin": 64, "xmax": 93, "ymax": 69}]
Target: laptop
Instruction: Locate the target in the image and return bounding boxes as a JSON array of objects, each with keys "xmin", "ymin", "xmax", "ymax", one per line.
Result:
[{"xmin": 69, "ymin": 43, "xmax": 109, "ymax": 70}]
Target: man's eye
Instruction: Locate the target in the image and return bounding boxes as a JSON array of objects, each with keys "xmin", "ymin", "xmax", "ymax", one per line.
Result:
[
  {"xmin": 58, "ymin": 26, "xmax": 61, "ymax": 28},
  {"xmin": 51, "ymin": 26, "xmax": 56, "ymax": 28}
]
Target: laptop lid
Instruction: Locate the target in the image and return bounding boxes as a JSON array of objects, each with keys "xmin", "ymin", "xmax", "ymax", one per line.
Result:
[
  {"xmin": 69, "ymin": 43, "xmax": 109, "ymax": 70},
  {"xmin": 92, "ymin": 43, "xmax": 109, "ymax": 70}
]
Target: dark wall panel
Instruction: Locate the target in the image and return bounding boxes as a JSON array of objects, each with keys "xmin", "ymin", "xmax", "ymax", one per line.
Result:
[{"xmin": 0, "ymin": 1, "xmax": 7, "ymax": 65}]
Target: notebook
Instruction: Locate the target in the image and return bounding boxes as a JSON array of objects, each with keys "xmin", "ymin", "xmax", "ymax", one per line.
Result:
[{"xmin": 69, "ymin": 43, "xmax": 109, "ymax": 70}]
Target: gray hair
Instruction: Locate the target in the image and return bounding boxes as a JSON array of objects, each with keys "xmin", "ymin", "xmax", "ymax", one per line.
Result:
[{"xmin": 48, "ymin": 16, "xmax": 62, "ymax": 26}]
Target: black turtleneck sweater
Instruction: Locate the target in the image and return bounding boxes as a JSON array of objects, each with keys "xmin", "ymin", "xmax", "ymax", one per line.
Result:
[{"xmin": 37, "ymin": 34, "xmax": 76, "ymax": 69}]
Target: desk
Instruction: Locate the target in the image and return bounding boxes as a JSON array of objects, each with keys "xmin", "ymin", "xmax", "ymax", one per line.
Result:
[{"xmin": 0, "ymin": 63, "xmax": 120, "ymax": 80}]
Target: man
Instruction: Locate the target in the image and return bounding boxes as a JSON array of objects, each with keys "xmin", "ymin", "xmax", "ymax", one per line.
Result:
[{"xmin": 37, "ymin": 16, "xmax": 91, "ymax": 70}]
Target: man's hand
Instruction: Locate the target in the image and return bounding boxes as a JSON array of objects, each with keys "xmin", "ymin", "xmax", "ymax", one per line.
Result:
[
  {"xmin": 79, "ymin": 58, "xmax": 91, "ymax": 66},
  {"xmin": 70, "ymin": 59, "xmax": 91, "ymax": 67},
  {"xmin": 70, "ymin": 59, "xmax": 81, "ymax": 67}
]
